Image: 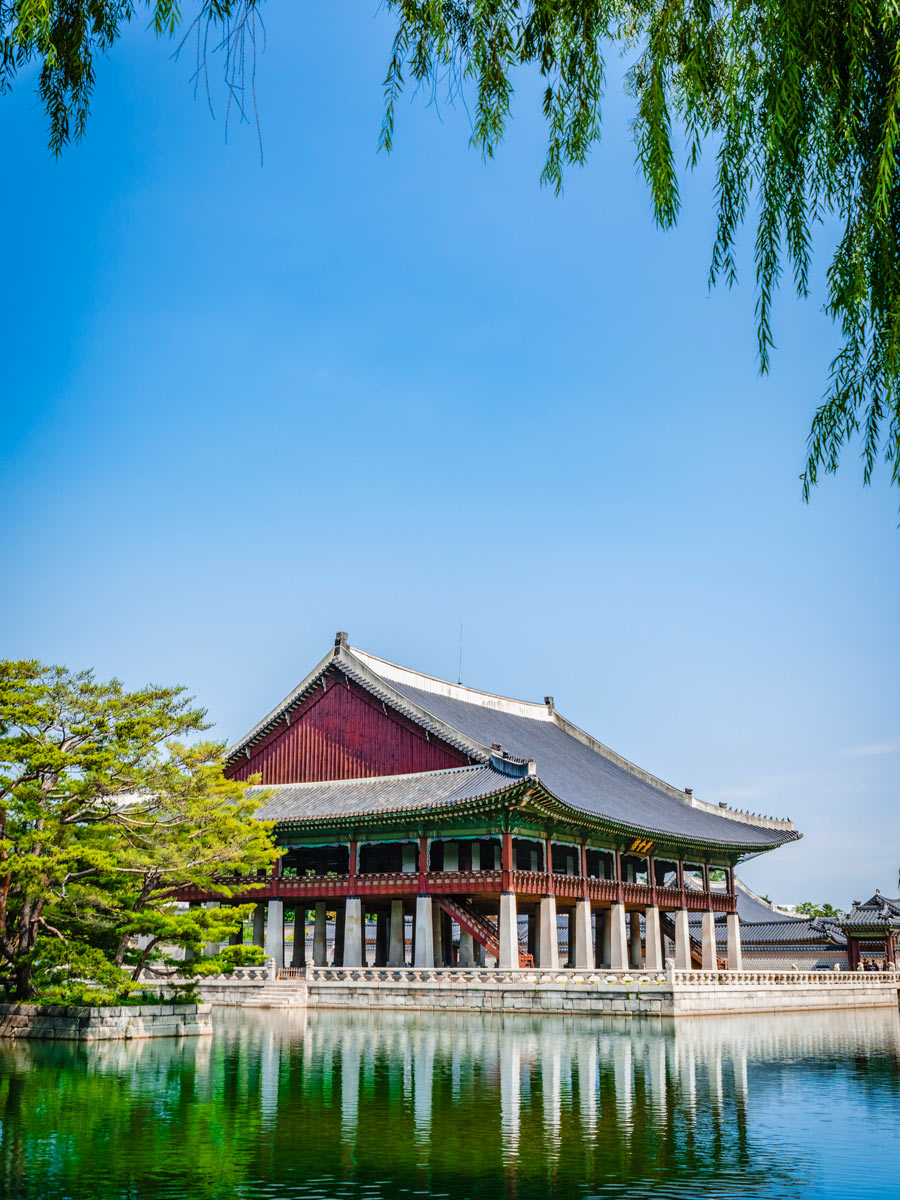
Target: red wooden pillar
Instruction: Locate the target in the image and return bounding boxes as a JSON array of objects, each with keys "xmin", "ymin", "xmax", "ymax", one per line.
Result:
[
  {"xmin": 545, "ymin": 836, "xmax": 555, "ymax": 893},
  {"xmin": 648, "ymin": 853, "xmax": 657, "ymax": 904},
  {"xmin": 418, "ymin": 836, "xmax": 429, "ymax": 893},
  {"xmin": 614, "ymin": 849, "xmax": 624, "ymax": 902},
  {"xmin": 702, "ymin": 863, "xmax": 711, "ymax": 898},
  {"xmin": 501, "ymin": 831, "xmax": 513, "ymax": 893},
  {"xmin": 348, "ymin": 839, "xmax": 358, "ymax": 882},
  {"xmin": 848, "ymin": 936, "xmax": 859, "ymax": 970},
  {"xmin": 580, "ymin": 843, "xmax": 589, "ymax": 898}
]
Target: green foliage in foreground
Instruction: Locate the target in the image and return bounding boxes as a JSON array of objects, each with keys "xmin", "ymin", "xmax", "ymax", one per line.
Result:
[
  {"xmin": 0, "ymin": 659, "xmax": 278, "ymax": 1002},
  {"xmin": 2, "ymin": 2, "xmax": 900, "ymax": 500}
]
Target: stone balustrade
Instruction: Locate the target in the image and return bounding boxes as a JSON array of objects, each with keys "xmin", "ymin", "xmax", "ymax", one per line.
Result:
[{"xmin": 673, "ymin": 968, "xmax": 900, "ymax": 987}]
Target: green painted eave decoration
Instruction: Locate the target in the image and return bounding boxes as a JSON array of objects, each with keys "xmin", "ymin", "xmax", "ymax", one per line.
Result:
[{"xmin": 268, "ymin": 776, "xmax": 786, "ymax": 862}]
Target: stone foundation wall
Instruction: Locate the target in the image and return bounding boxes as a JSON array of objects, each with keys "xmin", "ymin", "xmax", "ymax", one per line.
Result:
[
  {"xmin": 307, "ymin": 980, "xmax": 671, "ymax": 1016},
  {"xmin": 0, "ymin": 1002, "xmax": 212, "ymax": 1041},
  {"xmin": 673, "ymin": 980, "xmax": 900, "ymax": 1015}
]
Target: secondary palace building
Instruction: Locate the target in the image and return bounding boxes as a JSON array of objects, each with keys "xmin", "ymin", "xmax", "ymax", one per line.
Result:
[{"xmin": 186, "ymin": 633, "xmax": 801, "ymax": 972}]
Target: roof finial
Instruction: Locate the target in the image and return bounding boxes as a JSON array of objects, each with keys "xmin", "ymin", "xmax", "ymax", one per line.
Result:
[
  {"xmin": 544, "ymin": 696, "xmax": 555, "ymax": 713},
  {"xmin": 335, "ymin": 631, "xmax": 348, "ymax": 649}
]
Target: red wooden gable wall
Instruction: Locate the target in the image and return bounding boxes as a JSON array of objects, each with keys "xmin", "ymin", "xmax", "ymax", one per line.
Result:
[{"xmin": 226, "ymin": 670, "xmax": 472, "ymax": 784}]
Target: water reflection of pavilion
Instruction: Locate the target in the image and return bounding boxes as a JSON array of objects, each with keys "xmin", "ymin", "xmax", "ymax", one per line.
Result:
[
  {"xmin": 215, "ymin": 1007, "xmax": 899, "ymax": 1197},
  {"xmin": 3, "ymin": 1008, "xmax": 899, "ymax": 1199}
]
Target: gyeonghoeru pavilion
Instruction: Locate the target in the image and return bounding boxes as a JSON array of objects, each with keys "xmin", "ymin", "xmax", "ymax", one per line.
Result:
[{"xmin": 180, "ymin": 633, "xmax": 801, "ymax": 974}]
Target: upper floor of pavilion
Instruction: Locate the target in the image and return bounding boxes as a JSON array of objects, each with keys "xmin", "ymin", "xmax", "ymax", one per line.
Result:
[{"xmin": 223, "ymin": 633, "xmax": 799, "ymax": 863}]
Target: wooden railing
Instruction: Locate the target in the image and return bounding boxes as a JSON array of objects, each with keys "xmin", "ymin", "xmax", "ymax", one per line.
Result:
[{"xmin": 172, "ymin": 869, "xmax": 737, "ymax": 912}]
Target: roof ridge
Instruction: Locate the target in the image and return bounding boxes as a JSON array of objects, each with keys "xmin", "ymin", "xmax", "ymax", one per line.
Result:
[
  {"xmin": 352, "ymin": 643, "xmax": 795, "ymax": 834},
  {"xmin": 349, "ymin": 646, "xmax": 553, "ymax": 720}
]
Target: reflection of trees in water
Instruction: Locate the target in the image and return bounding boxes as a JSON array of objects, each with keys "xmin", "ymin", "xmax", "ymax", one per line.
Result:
[{"xmin": 0, "ymin": 1007, "xmax": 897, "ymax": 1199}]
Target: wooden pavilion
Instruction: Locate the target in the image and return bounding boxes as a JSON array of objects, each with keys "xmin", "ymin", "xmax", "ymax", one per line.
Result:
[{"xmin": 179, "ymin": 633, "xmax": 801, "ymax": 972}]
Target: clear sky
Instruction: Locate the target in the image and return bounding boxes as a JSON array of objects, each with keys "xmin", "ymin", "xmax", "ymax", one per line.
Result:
[{"xmin": 1, "ymin": 6, "xmax": 898, "ymax": 907}]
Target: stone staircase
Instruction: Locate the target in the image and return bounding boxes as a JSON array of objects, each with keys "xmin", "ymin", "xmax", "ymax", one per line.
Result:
[{"xmin": 238, "ymin": 981, "xmax": 307, "ymax": 1008}]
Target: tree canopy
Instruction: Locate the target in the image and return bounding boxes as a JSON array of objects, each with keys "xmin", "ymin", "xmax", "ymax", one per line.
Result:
[
  {"xmin": 3, "ymin": 1, "xmax": 900, "ymax": 499},
  {"xmin": 795, "ymin": 900, "xmax": 845, "ymax": 919},
  {"xmin": 0, "ymin": 659, "xmax": 277, "ymax": 1001}
]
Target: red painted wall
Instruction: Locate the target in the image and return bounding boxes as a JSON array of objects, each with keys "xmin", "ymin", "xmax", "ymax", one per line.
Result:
[{"xmin": 226, "ymin": 670, "xmax": 470, "ymax": 783}]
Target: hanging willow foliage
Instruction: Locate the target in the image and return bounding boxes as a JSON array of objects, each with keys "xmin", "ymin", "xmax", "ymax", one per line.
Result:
[{"xmin": 3, "ymin": 1, "xmax": 899, "ymax": 497}]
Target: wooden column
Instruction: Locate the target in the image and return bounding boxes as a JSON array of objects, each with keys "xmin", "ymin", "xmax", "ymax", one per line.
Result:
[
  {"xmin": 545, "ymin": 835, "xmax": 555, "ymax": 894},
  {"xmin": 580, "ymin": 844, "xmax": 589, "ymax": 898},
  {"xmin": 418, "ymin": 836, "xmax": 428, "ymax": 894},
  {"xmin": 348, "ymin": 839, "xmax": 358, "ymax": 882},
  {"xmin": 501, "ymin": 830, "xmax": 513, "ymax": 893}
]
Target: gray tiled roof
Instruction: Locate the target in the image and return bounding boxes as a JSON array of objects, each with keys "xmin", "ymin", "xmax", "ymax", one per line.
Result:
[
  {"xmin": 228, "ymin": 638, "xmax": 800, "ymax": 852},
  {"xmin": 688, "ymin": 913, "xmax": 846, "ymax": 946},
  {"xmin": 387, "ymin": 678, "xmax": 794, "ymax": 849},
  {"xmin": 253, "ymin": 765, "xmax": 512, "ymax": 823},
  {"xmin": 841, "ymin": 894, "xmax": 900, "ymax": 929},
  {"xmin": 732, "ymin": 877, "xmax": 807, "ymax": 923}
]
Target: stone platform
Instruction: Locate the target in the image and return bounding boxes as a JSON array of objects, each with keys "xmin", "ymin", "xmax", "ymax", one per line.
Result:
[{"xmin": 0, "ymin": 1002, "xmax": 212, "ymax": 1040}]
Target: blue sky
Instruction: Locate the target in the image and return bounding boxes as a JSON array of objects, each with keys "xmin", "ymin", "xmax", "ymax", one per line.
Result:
[{"xmin": 1, "ymin": 5, "xmax": 898, "ymax": 906}]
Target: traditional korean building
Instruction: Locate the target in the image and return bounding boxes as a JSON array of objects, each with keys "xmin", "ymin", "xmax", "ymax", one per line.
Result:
[
  {"xmin": 187, "ymin": 633, "xmax": 801, "ymax": 972},
  {"xmin": 839, "ymin": 893, "xmax": 900, "ymax": 969},
  {"xmin": 687, "ymin": 879, "xmax": 848, "ymax": 970}
]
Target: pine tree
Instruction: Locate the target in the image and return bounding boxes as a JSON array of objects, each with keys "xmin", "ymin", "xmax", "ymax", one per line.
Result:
[{"xmin": 0, "ymin": 659, "xmax": 277, "ymax": 1001}]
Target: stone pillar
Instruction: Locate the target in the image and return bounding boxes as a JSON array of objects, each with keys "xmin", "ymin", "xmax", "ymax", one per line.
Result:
[
  {"xmin": 609, "ymin": 902, "xmax": 628, "ymax": 969},
  {"xmin": 498, "ymin": 892, "xmax": 519, "ymax": 968},
  {"xmin": 566, "ymin": 910, "xmax": 576, "ymax": 967},
  {"xmin": 264, "ymin": 899, "xmax": 284, "ymax": 969},
  {"xmin": 537, "ymin": 896, "xmax": 560, "ymax": 969},
  {"xmin": 644, "ymin": 905, "xmax": 663, "ymax": 971},
  {"xmin": 334, "ymin": 907, "xmax": 346, "ymax": 966},
  {"xmin": 290, "ymin": 908, "xmax": 307, "ymax": 968},
  {"xmin": 598, "ymin": 909, "xmax": 610, "ymax": 967},
  {"xmin": 474, "ymin": 939, "xmax": 486, "ymax": 966},
  {"xmin": 313, "ymin": 902, "xmax": 327, "ymax": 966},
  {"xmin": 388, "ymin": 899, "xmax": 405, "ymax": 966},
  {"xmin": 673, "ymin": 908, "xmax": 691, "ymax": 969},
  {"xmin": 573, "ymin": 898, "xmax": 593, "ymax": 968},
  {"xmin": 414, "ymin": 895, "xmax": 435, "ymax": 967},
  {"xmin": 374, "ymin": 912, "xmax": 388, "ymax": 967},
  {"xmin": 726, "ymin": 911, "xmax": 743, "ymax": 970},
  {"xmin": 458, "ymin": 930, "xmax": 475, "ymax": 966},
  {"xmin": 432, "ymin": 903, "xmax": 444, "ymax": 967},
  {"xmin": 343, "ymin": 897, "xmax": 364, "ymax": 967},
  {"xmin": 252, "ymin": 902, "xmax": 266, "ymax": 948},
  {"xmin": 701, "ymin": 911, "xmax": 717, "ymax": 970},
  {"xmin": 629, "ymin": 910, "xmax": 643, "ymax": 969}
]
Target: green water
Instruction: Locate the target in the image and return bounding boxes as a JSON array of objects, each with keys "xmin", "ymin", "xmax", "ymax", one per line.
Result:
[{"xmin": 1, "ymin": 1006, "xmax": 898, "ymax": 1200}]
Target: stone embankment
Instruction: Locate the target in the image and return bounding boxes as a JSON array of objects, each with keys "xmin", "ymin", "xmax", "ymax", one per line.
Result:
[
  {"xmin": 0, "ymin": 1002, "xmax": 212, "ymax": 1041},
  {"xmin": 144, "ymin": 962, "xmax": 900, "ymax": 1017}
]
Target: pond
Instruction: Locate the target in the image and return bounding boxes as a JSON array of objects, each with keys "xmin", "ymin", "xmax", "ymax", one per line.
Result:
[{"xmin": 1, "ymin": 1006, "xmax": 898, "ymax": 1199}]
